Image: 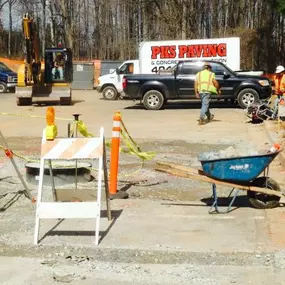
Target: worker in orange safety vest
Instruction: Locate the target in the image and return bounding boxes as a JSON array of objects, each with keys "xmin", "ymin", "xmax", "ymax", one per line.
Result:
[
  {"xmin": 272, "ymin": 65, "xmax": 285, "ymax": 119},
  {"xmin": 194, "ymin": 62, "xmax": 221, "ymax": 125}
]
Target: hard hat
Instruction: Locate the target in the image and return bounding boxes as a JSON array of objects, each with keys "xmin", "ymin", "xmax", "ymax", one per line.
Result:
[
  {"xmin": 275, "ymin": 65, "xmax": 285, "ymax": 73},
  {"xmin": 203, "ymin": 62, "xmax": 212, "ymax": 68}
]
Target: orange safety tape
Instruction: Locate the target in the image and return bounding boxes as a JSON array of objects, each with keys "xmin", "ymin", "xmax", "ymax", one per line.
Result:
[{"xmin": 112, "ymin": 127, "xmax": 121, "ymax": 131}]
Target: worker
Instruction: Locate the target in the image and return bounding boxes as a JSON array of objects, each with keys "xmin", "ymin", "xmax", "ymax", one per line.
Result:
[
  {"xmin": 272, "ymin": 65, "xmax": 285, "ymax": 119},
  {"xmin": 52, "ymin": 53, "xmax": 64, "ymax": 80},
  {"xmin": 194, "ymin": 62, "xmax": 221, "ymax": 125}
]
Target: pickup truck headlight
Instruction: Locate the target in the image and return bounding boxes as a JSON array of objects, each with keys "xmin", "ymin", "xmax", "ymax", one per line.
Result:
[
  {"xmin": 258, "ymin": 80, "xmax": 270, "ymax": 87},
  {"xmin": 7, "ymin": 76, "xmax": 12, "ymax": 82}
]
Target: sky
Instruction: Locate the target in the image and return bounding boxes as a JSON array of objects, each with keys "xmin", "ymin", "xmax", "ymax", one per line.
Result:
[{"xmin": 2, "ymin": 3, "xmax": 24, "ymax": 30}]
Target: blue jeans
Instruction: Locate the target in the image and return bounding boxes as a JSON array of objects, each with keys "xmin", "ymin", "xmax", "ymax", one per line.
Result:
[
  {"xmin": 273, "ymin": 95, "xmax": 285, "ymax": 119},
  {"xmin": 52, "ymin": 67, "xmax": 64, "ymax": 80},
  {"xmin": 200, "ymin": 93, "xmax": 211, "ymax": 119}
]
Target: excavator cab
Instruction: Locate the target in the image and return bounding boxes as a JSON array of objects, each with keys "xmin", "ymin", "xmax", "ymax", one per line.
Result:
[{"xmin": 44, "ymin": 48, "xmax": 73, "ymax": 84}]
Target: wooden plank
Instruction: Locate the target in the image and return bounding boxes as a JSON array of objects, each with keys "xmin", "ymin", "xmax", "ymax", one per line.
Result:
[{"xmin": 155, "ymin": 161, "xmax": 283, "ymax": 198}]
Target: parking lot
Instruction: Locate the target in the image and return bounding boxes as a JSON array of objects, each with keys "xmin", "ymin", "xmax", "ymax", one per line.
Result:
[{"xmin": 1, "ymin": 90, "xmax": 285, "ymax": 284}]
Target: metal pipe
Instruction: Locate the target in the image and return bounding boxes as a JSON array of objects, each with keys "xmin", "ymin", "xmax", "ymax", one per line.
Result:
[{"xmin": 72, "ymin": 114, "xmax": 81, "ymax": 190}]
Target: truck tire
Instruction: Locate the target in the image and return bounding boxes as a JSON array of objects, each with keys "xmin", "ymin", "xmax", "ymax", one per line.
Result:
[
  {"xmin": 143, "ymin": 90, "xmax": 165, "ymax": 110},
  {"xmin": 0, "ymin": 82, "xmax": 7, "ymax": 93},
  {"xmin": 237, "ymin": 88, "xmax": 259, "ymax": 109},
  {"xmin": 247, "ymin": 177, "xmax": 281, "ymax": 209},
  {"xmin": 102, "ymin": 86, "xmax": 119, "ymax": 100}
]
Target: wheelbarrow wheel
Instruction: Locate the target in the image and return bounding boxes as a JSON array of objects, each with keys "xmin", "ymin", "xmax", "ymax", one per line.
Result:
[{"xmin": 247, "ymin": 177, "xmax": 281, "ymax": 209}]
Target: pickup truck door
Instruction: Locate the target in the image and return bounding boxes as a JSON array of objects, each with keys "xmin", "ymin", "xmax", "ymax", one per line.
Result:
[
  {"xmin": 210, "ymin": 62, "xmax": 239, "ymax": 98},
  {"xmin": 176, "ymin": 62, "xmax": 202, "ymax": 98}
]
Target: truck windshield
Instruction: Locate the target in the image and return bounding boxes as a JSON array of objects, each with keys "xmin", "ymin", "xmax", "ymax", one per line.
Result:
[{"xmin": 0, "ymin": 63, "xmax": 12, "ymax": 72}]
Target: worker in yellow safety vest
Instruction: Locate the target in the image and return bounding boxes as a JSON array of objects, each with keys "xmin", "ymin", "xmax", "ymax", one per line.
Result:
[{"xmin": 194, "ymin": 62, "xmax": 221, "ymax": 125}]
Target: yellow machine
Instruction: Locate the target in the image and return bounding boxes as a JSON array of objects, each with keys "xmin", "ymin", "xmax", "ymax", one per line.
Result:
[{"xmin": 16, "ymin": 14, "xmax": 73, "ymax": 106}]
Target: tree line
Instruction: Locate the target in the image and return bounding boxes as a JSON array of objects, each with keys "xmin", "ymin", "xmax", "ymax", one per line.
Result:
[{"xmin": 0, "ymin": 0, "xmax": 285, "ymax": 72}]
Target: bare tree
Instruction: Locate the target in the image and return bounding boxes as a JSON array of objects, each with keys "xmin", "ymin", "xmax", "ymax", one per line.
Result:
[{"xmin": 8, "ymin": 0, "xmax": 17, "ymax": 57}]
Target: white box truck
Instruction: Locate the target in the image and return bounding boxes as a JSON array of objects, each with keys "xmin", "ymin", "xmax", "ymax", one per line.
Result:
[{"xmin": 97, "ymin": 37, "xmax": 241, "ymax": 100}]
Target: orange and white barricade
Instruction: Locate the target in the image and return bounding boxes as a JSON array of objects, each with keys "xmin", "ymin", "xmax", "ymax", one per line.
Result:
[{"xmin": 34, "ymin": 127, "xmax": 105, "ymax": 246}]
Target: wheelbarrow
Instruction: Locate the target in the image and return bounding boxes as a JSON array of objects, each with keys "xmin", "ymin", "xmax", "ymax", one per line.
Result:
[{"xmin": 155, "ymin": 150, "xmax": 284, "ymax": 214}]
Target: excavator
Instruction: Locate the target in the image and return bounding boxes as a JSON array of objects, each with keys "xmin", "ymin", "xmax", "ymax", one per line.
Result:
[{"xmin": 16, "ymin": 14, "xmax": 73, "ymax": 106}]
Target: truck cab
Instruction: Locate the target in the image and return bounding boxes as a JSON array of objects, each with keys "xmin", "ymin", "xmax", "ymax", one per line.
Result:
[
  {"xmin": 0, "ymin": 62, "xmax": 17, "ymax": 93},
  {"xmin": 97, "ymin": 59, "xmax": 139, "ymax": 100}
]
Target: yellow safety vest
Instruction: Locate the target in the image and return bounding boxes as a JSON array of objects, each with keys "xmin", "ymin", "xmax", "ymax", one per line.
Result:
[{"xmin": 196, "ymin": 70, "xmax": 217, "ymax": 94}]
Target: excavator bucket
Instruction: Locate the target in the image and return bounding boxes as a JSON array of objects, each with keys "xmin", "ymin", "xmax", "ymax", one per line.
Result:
[{"xmin": 16, "ymin": 85, "xmax": 72, "ymax": 106}]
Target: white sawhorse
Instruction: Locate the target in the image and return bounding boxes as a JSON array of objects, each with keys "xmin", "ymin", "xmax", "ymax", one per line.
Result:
[{"xmin": 34, "ymin": 128, "xmax": 105, "ymax": 246}]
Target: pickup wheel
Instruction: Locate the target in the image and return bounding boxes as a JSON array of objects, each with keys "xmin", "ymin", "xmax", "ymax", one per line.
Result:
[
  {"xmin": 143, "ymin": 90, "xmax": 165, "ymax": 110},
  {"xmin": 237, "ymin": 88, "xmax": 259, "ymax": 109},
  {"xmin": 102, "ymin": 86, "xmax": 119, "ymax": 100},
  {"xmin": 0, "ymin": 82, "xmax": 7, "ymax": 93}
]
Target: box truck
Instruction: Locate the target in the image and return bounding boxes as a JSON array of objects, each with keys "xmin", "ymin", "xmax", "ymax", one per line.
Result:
[{"xmin": 97, "ymin": 37, "xmax": 241, "ymax": 100}]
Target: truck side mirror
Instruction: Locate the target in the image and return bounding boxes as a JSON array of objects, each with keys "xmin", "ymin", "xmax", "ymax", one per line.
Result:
[
  {"xmin": 223, "ymin": 72, "xmax": 230, "ymax": 79},
  {"xmin": 115, "ymin": 67, "xmax": 120, "ymax": 74}
]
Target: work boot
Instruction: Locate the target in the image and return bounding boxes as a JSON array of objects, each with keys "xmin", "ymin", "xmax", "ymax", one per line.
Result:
[
  {"xmin": 207, "ymin": 114, "xmax": 214, "ymax": 122},
  {"xmin": 198, "ymin": 118, "xmax": 206, "ymax": 125}
]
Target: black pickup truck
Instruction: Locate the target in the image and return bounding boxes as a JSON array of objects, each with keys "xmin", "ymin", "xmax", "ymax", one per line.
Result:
[{"xmin": 122, "ymin": 60, "xmax": 272, "ymax": 110}]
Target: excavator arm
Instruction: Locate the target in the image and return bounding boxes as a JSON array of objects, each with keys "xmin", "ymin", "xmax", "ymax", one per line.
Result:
[{"xmin": 20, "ymin": 14, "xmax": 41, "ymax": 86}]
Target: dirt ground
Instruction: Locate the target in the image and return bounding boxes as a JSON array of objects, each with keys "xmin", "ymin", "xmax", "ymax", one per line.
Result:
[{"xmin": 1, "ymin": 91, "xmax": 285, "ymax": 284}]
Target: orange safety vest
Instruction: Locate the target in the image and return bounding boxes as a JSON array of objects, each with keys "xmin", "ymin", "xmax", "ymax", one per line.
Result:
[
  {"xmin": 273, "ymin": 74, "xmax": 285, "ymax": 94},
  {"xmin": 196, "ymin": 70, "xmax": 217, "ymax": 94}
]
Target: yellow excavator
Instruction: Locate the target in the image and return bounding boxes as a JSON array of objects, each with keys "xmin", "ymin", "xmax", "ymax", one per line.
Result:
[{"xmin": 16, "ymin": 14, "xmax": 73, "ymax": 106}]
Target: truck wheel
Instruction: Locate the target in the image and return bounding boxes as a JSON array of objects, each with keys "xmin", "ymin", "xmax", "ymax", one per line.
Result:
[
  {"xmin": 143, "ymin": 90, "xmax": 165, "ymax": 110},
  {"xmin": 247, "ymin": 177, "xmax": 281, "ymax": 209},
  {"xmin": 237, "ymin": 88, "xmax": 259, "ymax": 109},
  {"xmin": 102, "ymin": 86, "xmax": 119, "ymax": 100},
  {"xmin": 0, "ymin": 82, "xmax": 7, "ymax": 93}
]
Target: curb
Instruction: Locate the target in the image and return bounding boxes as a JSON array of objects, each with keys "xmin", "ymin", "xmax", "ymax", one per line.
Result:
[{"xmin": 263, "ymin": 121, "xmax": 285, "ymax": 169}]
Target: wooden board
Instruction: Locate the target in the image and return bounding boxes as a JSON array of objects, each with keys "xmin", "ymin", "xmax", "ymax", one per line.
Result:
[{"xmin": 155, "ymin": 161, "xmax": 283, "ymax": 198}]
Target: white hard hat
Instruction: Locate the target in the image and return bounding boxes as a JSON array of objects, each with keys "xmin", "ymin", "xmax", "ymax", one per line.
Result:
[{"xmin": 275, "ymin": 65, "xmax": 285, "ymax": 73}]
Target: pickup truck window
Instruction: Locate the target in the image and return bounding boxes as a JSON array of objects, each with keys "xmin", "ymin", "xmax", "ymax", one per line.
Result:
[
  {"xmin": 209, "ymin": 62, "xmax": 227, "ymax": 75},
  {"xmin": 210, "ymin": 62, "xmax": 234, "ymax": 76},
  {"xmin": 179, "ymin": 63, "xmax": 202, "ymax": 75}
]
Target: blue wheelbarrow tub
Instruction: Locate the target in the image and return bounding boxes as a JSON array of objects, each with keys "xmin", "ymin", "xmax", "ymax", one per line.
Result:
[{"xmin": 199, "ymin": 151, "xmax": 280, "ymax": 183}]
